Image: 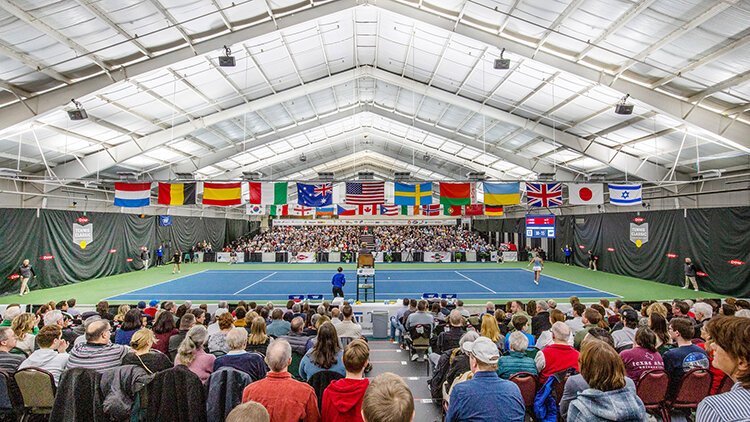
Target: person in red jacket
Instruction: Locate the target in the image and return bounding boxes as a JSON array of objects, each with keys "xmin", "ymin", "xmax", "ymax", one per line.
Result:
[
  {"xmin": 535, "ymin": 322, "xmax": 580, "ymax": 385},
  {"xmin": 322, "ymin": 339, "xmax": 370, "ymax": 422}
]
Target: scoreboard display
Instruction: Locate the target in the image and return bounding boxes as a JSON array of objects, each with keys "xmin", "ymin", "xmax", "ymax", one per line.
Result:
[{"xmin": 525, "ymin": 215, "xmax": 556, "ymax": 238}]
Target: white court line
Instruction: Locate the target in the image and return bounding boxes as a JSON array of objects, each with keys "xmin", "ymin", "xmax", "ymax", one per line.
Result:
[
  {"xmin": 111, "ymin": 290, "xmax": 608, "ymax": 297},
  {"xmin": 105, "ymin": 270, "xmax": 209, "ymax": 300},
  {"xmin": 519, "ymin": 268, "xmax": 622, "ymax": 298},
  {"xmin": 233, "ymin": 272, "xmax": 278, "ymax": 295},
  {"xmin": 454, "ymin": 271, "xmax": 496, "ymax": 293}
]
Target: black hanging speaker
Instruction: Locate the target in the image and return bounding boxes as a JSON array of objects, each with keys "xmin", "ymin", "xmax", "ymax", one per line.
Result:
[
  {"xmin": 218, "ymin": 55, "xmax": 235, "ymax": 67},
  {"xmin": 614, "ymin": 103, "xmax": 634, "ymax": 115},
  {"xmin": 494, "ymin": 58, "xmax": 510, "ymax": 70}
]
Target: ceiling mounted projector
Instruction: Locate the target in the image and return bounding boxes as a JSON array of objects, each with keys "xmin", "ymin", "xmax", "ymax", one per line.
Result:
[
  {"xmin": 218, "ymin": 45, "xmax": 235, "ymax": 67},
  {"xmin": 67, "ymin": 99, "xmax": 88, "ymax": 120},
  {"xmin": 494, "ymin": 48, "xmax": 510, "ymax": 70},
  {"xmin": 614, "ymin": 94, "xmax": 634, "ymax": 115}
]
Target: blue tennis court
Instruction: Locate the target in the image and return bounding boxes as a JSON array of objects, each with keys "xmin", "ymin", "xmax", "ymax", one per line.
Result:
[{"xmin": 108, "ymin": 268, "xmax": 617, "ymax": 302}]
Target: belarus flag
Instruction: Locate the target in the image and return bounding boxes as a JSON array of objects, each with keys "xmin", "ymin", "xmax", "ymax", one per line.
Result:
[
  {"xmin": 114, "ymin": 182, "xmax": 152, "ymax": 208},
  {"xmin": 566, "ymin": 183, "xmax": 603, "ymax": 205}
]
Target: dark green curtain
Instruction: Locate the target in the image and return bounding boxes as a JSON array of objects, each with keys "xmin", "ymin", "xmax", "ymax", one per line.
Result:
[
  {"xmin": 224, "ymin": 219, "xmax": 248, "ymax": 245},
  {"xmin": 155, "ymin": 216, "xmax": 226, "ymax": 255}
]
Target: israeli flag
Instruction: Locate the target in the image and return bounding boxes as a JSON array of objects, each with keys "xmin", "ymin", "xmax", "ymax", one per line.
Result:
[{"xmin": 608, "ymin": 184, "xmax": 642, "ymax": 206}]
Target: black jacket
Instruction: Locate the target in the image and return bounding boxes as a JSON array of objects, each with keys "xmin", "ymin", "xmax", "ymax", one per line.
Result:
[
  {"xmin": 100, "ymin": 365, "xmax": 152, "ymax": 422},
  {"xmin": 206, "ymin": 367, "xmax": 252, "ymax": 421},
  {"xmin": 134, "ymin": 365, "xmax": 206, "ymax": 422},
  {"xmin": 51, "ymin": 367, "xmax": 105, "ymax": 422},
  {"xmin": 532, "ymin": 311, "xmax": 552, "ymax": 339}
]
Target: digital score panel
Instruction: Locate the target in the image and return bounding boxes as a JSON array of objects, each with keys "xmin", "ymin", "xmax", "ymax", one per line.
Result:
[{"xmin": 525, "ymin": 214, "xmax": 556, "ymax": 238}]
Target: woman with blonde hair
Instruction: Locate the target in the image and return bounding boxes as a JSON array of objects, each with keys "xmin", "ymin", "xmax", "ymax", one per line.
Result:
[
  {"xmin": 246, "ymin": 316, "xmax": 271, "ymax": 356},
  {"xmin": 480, "ymin": 314, "xmax": 503, "ymax": 351},
  {"xmin": 113, "ymin": 304, "xmax": 130, "ymax": 323},
  {"xmin": 122, "ymin": 328, "xmax": 172, "ymax": 373},
  {"xmin": 174, "ymin": 325, "xmax": 215, "ymax": 383},
  {"xmin": 11, "ymin": 313, "xmax": 38, "ymax": 355}
]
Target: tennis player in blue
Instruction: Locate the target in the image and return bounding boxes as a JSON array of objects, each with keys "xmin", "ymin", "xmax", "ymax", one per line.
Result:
[{"xmin": 332, "ymin": 267, "xmax": 346, "ymax": 298}]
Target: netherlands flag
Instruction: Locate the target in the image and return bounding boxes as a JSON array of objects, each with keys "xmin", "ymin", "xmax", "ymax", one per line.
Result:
[{"xmin": 114, "ymin": 182, "xmax": 152, "ymax": 207}]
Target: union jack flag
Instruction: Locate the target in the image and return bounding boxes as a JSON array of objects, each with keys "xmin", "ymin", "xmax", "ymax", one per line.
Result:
[{"xmin": 525, "ymin": 183, "xmax": 563, "ymax": 207}]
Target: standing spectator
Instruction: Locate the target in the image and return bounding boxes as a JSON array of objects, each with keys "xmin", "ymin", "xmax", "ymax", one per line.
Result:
[
  {"xmin": 174, "ymin": 325, "xmax": 215, "ymax": 383},
  {"xmin": 683, "ymin": 257, "xmax": 699, "ymax": 291},
  {"xmin": 567, "ymin": 340, "xmax": 647, "ymax": 421},
  {"xmin": 122, "ymin": 328, "xmax": 172, "ymax": 373},
  {"xmin": 151, "ymin": 310, "xmax": 178, "ymax": 356},
  {"xmin": 620, "ymin": 327, "xmax": 664, "ymax": 381},
  {"xmin": 0, "ymin": 327, "xmax": 23, "ymax": 372},
  {"xmin": 11, "ymin": 313, "xmax": 37, "ymax": 355},
  {"xmin": 497, "ymin": 331, "xmax": 538, "ymax": 379},
  {"xmin": 362, "ymin": 373, "xmax": 414, "ymax": 422},
  {"xmin": 299, "ymin": 322, "xmax": 345, "ymax": 380},
  {"xmin": 612, "ymin": 309, "xmax": 639, "ymax": 350},
  {"xmin": 114, "ymin": 309, "xmax": 142, "ymax": 346},
  {"xmin": 336, "ymin": 305, "xmax": 362, "ymax": 339},
  {"xmin": 208, "ymin": 312, "xmax": 234, "ymax": 354},
  {"xmin": 18, "ymin": 325, "xmax": 69, "ymax": 385},
  {"xmin": 267, "ymin": 309, "xmax": 291, "ymax": 337},
  {"xmin": 242, "ymin": 339, "xmax": 320, "ymax": 422},
  {"xmin": 213, "ymin": 328, "xmax": 267, "ymax": 381},
  {"xmin": 246, "ymin": 317, "xmax": 272, "ymax": 356},
  {"xmin": 322, "ymin": 339, "xmax": 370, "ymax": 422},
  {"xmin": 535, "ymin": 322, "xmax": 579, "ymax": 385},
  {"xmin": 446, "ymin": 336, "xmax": 525, "ymax": 422},
  {"xmin": 67, "ymin": 320, "xmax": 129, "ymax": 371},
  {"xmin": 696, "ymin": 316, "xmax": 750, "ymax": 422},
  {"xmin": 169, "ymin": 313, "xmax": 196, "ymax": 361},
  {"xmin": 663, "ymin": 318, "xmax": 709, "ymax": 398}
]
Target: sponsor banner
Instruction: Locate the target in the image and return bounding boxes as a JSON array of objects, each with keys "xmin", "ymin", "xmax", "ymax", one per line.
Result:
[
  {"xmin": 502, "ymin": 252, "xmax": 518, "ymax": 262},
  {"xmin": 289, "ymin": 252, "xmax": 315, "ymax": 263},
  {"xmin": 72, "ymin": 220, "xmax": 93, "ymax": 249},
  {"xmin": 261, "ymin": 252, "xmax": 276, "ymax": 263},
  {"xmin": 216, "ymin": 252, "xmax": 245, "ymax": 263},
  {"xmin": 374, "ymin": 252, "xmax": 384, "ymax": 263},
  {"xmin": 630, "ymin": 222, "xmax": 649, "ymax": 248},
  {"xmin": 423, "ymin": 252, "xmax": 452, "ymax": 263},
  {"xmin": 273, "ymin": 219, "xmax": 456, "ymax": 226}
]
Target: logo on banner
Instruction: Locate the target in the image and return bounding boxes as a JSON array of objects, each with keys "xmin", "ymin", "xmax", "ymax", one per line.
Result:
[
  {"xmin": 73, "ymin": 216, "xmax": 93, "ymax": 249},
  {"xmin": 159, "ymin": 215, "xmax": 173, "ymax": 226},
  {"xmin": 629, "ymin": 221, "xmax": 648, "ymax": 248}
]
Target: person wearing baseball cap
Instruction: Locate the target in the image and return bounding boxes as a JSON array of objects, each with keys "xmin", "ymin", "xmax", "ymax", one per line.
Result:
[
  {"xmin": 445, "ymin": 336, "xmax": 525, "ymax": 422},
  {"xmin": 612, "ymin": 308, "xmax": 639, "ymax": 350}
]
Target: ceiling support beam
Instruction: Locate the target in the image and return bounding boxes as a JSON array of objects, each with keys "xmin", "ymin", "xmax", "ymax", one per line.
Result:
[
  {"xmin": 74, "ymin": 0, "xmax": 151, "ymax": 57},
  {"xmin": 0, "ymin": 40, "xmax": 72, "ymax": 84},
  {"xmin": 575, "ymin": 0, "xmax": 658, "ymax": 61}
]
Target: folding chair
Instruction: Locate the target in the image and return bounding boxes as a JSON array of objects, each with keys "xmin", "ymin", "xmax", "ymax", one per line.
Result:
[
  {"xmin": 716, "ymin": 374, "xmax": 734, "ymax": 394},
  {"xmin": 665, "ymin": 368, "xmax": 712, "ymax": 422},
  {"xmin": 509, "ymin": 372, "xmax": 539, "ymax": 415},
  {"xmin": 406, "ymin": 324, "xmax": 432, "ymax": 362},
  {"xmin": 13, "ymin": 368, "xmax": 56, "ymax": 422},
  {"xmin": 636, "ymin": 370, "xmax": 669, "ymax": 419}
]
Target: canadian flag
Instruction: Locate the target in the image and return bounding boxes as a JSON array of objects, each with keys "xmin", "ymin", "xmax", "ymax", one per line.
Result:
[
  {"xmin": 566, "ymin": 183, "xmax": 603, "ymax": 205},
  {"xmin": 358, "ymin": 204, "xmax": 379, "ymax": 215}
]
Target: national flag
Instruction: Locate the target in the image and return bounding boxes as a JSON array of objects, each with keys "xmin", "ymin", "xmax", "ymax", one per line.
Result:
[
  {"xmin": 315, "ymin": 206, "xmax": 335, "ymax": 217},
  {"xmin": 345, "ymin": 182, "xmax": 385, "ymax": 205},
  {"xmin": 297, "ymin": 183, "xmax": 333, "ymax": 207},
  {"xmin": 157, "ymin": 182, "xmax": 196, "ymax": 206},
  {"xmin": 400, "ymin": 205, "xmax": 410, "ymax": 215},
  {"xmin": 270, "ymin": 205, "xmax": 289, "ymax": 216},
  {"xmin": 114, "ymin": 182, "xmax": 152, "ymax": 208},
  {"xmin": 608, "ymin": 184, "xmax": 642, "ymax": 206},
  {"xmin": 246, "ymin": 204, "xmax": 265, "ymax": 215},
  {"xmin": 357, "ymin": 204, "xmax": 379, "ymax": 216},
  {"xmin": 422, "ymin": 204, "xmax": 442, "ymax": 216},
  {"xmin": 394, "ymin": 182, "xmax": 433, "ymax": 206},
  {"xmin": 444, "ymin": 205, "xmax": 463, "ymax": 216},
  {"xmin": 439, "ymin": 182, "xmax": 471, "ymax": 206},
  {"xmin": 248, "ymin": 182, "xmax": 288, "ymax": 205},
  {"xmin": 380, "ymin": 205, "xmax": 400, "ymax": 216},
  {"xmin": 525, "ymin": 183, "xmax": 563, "ymax": 207},
  {"xmin": 336, "ymin": 205, "xmax": 357, "ymax": 216},
  {"xmin": 465, "ymin": 204, "xmax": 484, "ymax": 216},
  {"xmin": 484, "ymin": 205, "xmax": 504, "ymax": 216},
  {"xmin": 290, "ymin": 204, "xmax": 314, "ymax": 217},
  {"xmin": 567, "ymin": 183, "xmax": 603, "ymax": 205},
  {"xmin": 202, "ymin": 182, "xmax": 242, "ymax": 206},
  {"xmin": 483, "ymin": 182, "xmax": 520, "ymax": 205}
]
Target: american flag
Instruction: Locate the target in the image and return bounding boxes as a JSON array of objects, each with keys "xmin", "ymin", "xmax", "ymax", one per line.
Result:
[
  {"xmin": 345, "ymin": 181, "xmax": 385, "ymax": 205},
  {"xmin": 526, "ymin": 183, "xmax": 563, "ymax": 207}
]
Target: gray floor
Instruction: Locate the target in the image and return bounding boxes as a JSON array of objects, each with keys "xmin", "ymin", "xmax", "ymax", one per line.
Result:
[{"xmin": 366, "ymin": 339, "xmax": 443, "ymax": 422}]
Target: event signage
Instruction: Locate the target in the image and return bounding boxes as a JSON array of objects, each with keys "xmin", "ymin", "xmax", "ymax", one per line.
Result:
[
  {"xmin": 273, "ymin": 219, "xmax": 456, "ymax": 226},
  {"xmin": 629, "ymin": 221, "xmax": 649, "ymax": 248},
  {"xmin": 73, "ymin": 217, "xmax": 93, "ymax": 249},
  {"xmin": 525, "ymin": 215, "xmax": 556, "ymax": 238}
]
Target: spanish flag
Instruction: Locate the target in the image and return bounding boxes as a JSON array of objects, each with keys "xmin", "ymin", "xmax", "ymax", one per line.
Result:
[
  {"xmin": 202, "ymin": 182, "xmax": 242, "ymax": 206},
  {"xmin": 484, "ymin": 205, "xmax": 504, "ymax": 217},
  {"xmin": 157, "ymin": 183, "xmax": 196, "ymax": 205}
]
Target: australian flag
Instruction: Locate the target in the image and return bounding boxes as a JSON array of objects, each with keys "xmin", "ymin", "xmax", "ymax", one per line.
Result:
[{"xmin": 296, "ymin": 183, "xmax": 332, "ymax": 207}]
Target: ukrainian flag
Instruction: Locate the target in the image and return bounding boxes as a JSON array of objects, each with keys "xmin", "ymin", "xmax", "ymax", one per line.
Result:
[
  {"xmin": 483, "ymin": 182, "xmax": 520, "ymax": 205},
  {"xmin": 394, "ymin": 182, "xmax": 433, "ymax": 206}
]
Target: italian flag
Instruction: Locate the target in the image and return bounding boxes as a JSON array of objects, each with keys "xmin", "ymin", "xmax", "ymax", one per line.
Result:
[{"xmin": 248, "ymin": 182, "xmax": 288, "ymax": 205}]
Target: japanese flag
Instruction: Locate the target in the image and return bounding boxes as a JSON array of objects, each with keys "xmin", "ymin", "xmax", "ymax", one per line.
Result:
[{"xmin": 566, "ymin": 183, "xmax": 603, "ymax": 205}]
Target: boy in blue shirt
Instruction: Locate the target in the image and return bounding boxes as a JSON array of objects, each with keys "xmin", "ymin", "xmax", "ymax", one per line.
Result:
[{"xmin": 332, "ymin": 267, "xmax": 346, "ymax": 298}]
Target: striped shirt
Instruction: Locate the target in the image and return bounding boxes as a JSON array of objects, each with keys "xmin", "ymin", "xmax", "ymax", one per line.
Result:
[
  {"xmin": 696, "ymin": 383, "xmax": 750, "ymax": 422},
  {"xmin": 66, "ymin": 342, "xmax": 129, "ymax": 372}
]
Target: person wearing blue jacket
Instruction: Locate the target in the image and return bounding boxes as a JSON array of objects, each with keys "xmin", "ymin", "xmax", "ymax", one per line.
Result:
[{"xmin": 331, "ymin": 267, "xmax": 346, "ymax": 298}]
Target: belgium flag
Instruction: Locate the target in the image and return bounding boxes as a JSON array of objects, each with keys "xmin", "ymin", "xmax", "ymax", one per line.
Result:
[{"xmin": 158, "ymin": 182, "xmax": 196, "ymax": 205}]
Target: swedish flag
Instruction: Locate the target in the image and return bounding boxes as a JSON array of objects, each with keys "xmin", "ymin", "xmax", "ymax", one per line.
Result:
[{"xmin": 394, "ymin": 182, "xmax": 433, "ymax": 206}]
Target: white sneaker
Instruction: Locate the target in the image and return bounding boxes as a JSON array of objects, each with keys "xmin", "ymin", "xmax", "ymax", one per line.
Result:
[
  {"xmin": 411, "ymin": 354, "xmax": 419, "ymax": 361},
  {"xmin": 694, "ymin": 288, "xmax": 699, "ymax": 292},
  {"xmin": 534, "ymin": 280, "xmax": 539, "ymax": 285},
  {"xmin": 682, "ymin": 286, "xmax": 688, "ymax": 289}
]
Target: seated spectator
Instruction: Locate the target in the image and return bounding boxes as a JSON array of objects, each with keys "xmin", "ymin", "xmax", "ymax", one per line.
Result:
[
  {"xmin": 612, "ymin": 308, "xmax": 639, "ymax": 350},
  {"xmin": 96, "ymin": 300, "xmax": 114, "ymax": 321},
  {"xmin": 169, "ymin": 313, "xmax": 196, "ymax": 361},
  {"xmin": 322, "ymin": 339, "xmax": 370, "ymax": 422},
  {"xmin": 429, "ymin": 331, "xmax": 479, "ymax": 401},
  {"xmin": 247, "ymin": 316, "xmax": 272, "ymax": 356},
  {"xmin": 0, "ymin": 327, "xmax": 24, "ymax": 372},
  {"xmin": 536, "ymin": 309, "xmax": 573, "ymax": 349},
  {"xmin": 143, "ymin": 300, "xmax": 159, "ymax": 318},
  {"xmin": 174, "ymin": 325, "xmax": 215, "ymax": 383},
  {"xmin": 497, "ymin": 331, "xmax": 538, "ymax": 379},
  {"xmin": 390, "ymin": 298, "xmax": 410, "ymax": 343},
  {"xmin": 299, "ymin": 322, "xmax": 345, "ymax": 380},
  {"xmin": 267, "ymin": 309, "xmax": 291, "ymax": 337},
  {"xmin": 330, "ymin": 308, "xmax": 342, "ymax": 326},
  {"xmin": 455, "ymin": 300, "xmax": 470, "ymax": 318},
  {"xmin": 620, "ymin": 327, "xmax": 664, "ymax": 381},
  {"xmin": 67, "ymin": 319, "xmax": 129, "ymax": 371},
  {"xmin": 336, "ymin": 305, "xmax": 363, "ymax": 339},
  {"xmin": 695, "ymin": 323, "xmax": 728, "ymax": 395},
  {"xmin": 663, "ymin": 317, "xmax": 709, "ymax": 397},
  {"xmin": 151, "ymin": 310, "xmax": 178, "ymax": 356},
  {"xmin": 18, "ymin": 325, "xmax": 69, "ymax": 385},
  {"xmin": 574, "ymin": 308, "xmax": 602, "ymax": 350},
  {"xmin": 696, "ymin": 316, "xmax": 750, "ymax": 421},
  {"xmin": 0, "ymin": 306, "xmax": 22, "ymax": 328},
  {"xmin": 113, "ymin": 304, "xmax": 130, "ymax": 325},
  {"xmin": 405, "ymin": 300, "xmax": 434, "ymax": 332},
  {"xmin": 279, "ymin": 317, "xmax": 311, "ymax": 356},
  {"xmin": 122, "ymin": 328, "xmax": 172, "ymax": 373},
  {"xmin": 191, "ymin": 308, "xmax": 207, "ymax": 327},
  {"xmin": 208, "ymin": 312, "xmax": 234, "ymax": 354},
  {"xmin": 504, "ymin": 315, "xmax": 534, "ymax": 351},
  {"xmin": 42, "ymin": 309, "xmax": 77, "ymax": 350},
  {"xmin": 362, "ymin": 372, "xmax": 414, "ymax": 422},
  {"xmin": 11, "ymin": 313, "xmax": 37, "ymax": 355},
  {"xmin": 234, "ymin": 307, "xmax": 248, "ymax": 328},
  {"xmin": 446, "ymin": 336, "xmax": 525, "ymax": 422},
  {"xmin": 479, "ymin": 314, "xmax": 504, "ymax": 351},
  {"xmin": 693, "ymin": 302, "xmax": 713, "ymax": 339},
  {"xmin": 531, "ymin": 300, "xmax": 551, "ymax": 338},
  {"xmin": 567, "ymin": 340, "xmax": 647, "ymax": 421},
  {"xmin": 535, "ymin": 322, "xmax": 579, "ymax": 385},
  {"xmin": 242, "ymin": 339, "xmax": 320, "ymax": 421},
  {"xmin": 214, "ymin": 327, "xmax": 267, "ymax": 381},
  {"xmin": 114, "ymin": 309, "xmax": 143, "ymax": 346},
  {"xmin": 565, "ymin": 303, "xmax": 586, "ymax": 335},
  {"xmin": 66, "ymin": 298, "xmax": 81, "ymax": 318},
  {"xmin": 226, "ymin": 401, "xmax": 270, "ymax": 422},
  {"xmin": 207, "ymin": 308, "xmax": 229, "ymax": 336},
  {"xmin": 648, "ymin": 312, "xmax": 673, "ymax": 354},
  {"xmin": 429, "ymin": 311, "xmax": 467, "ymax": 368}
]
